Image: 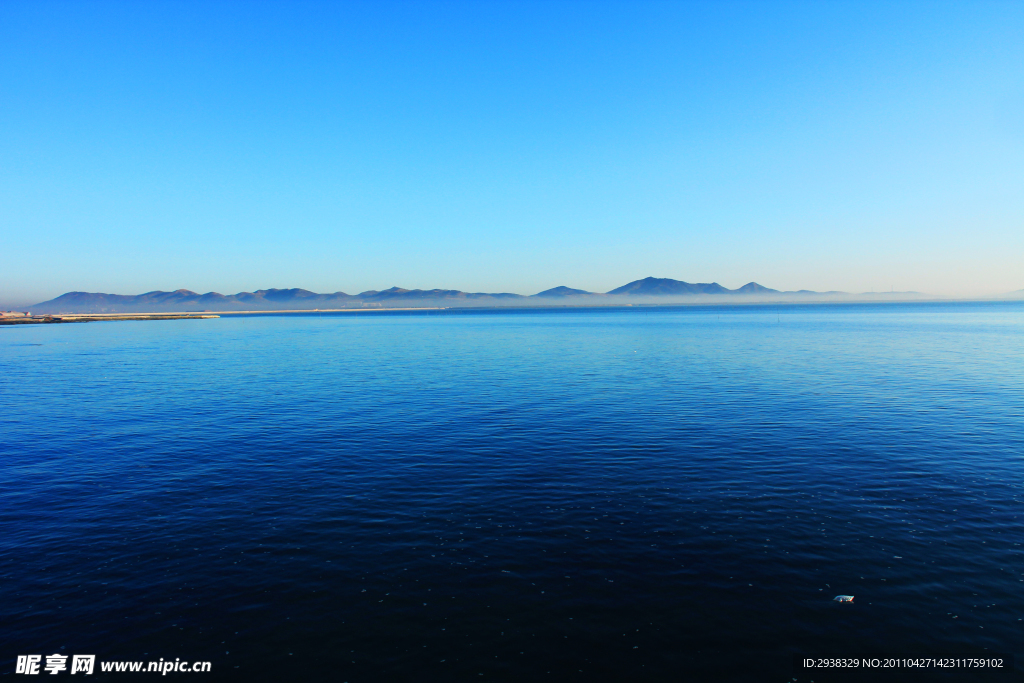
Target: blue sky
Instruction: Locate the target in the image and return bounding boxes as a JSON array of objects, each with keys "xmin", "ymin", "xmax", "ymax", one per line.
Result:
[{"xmin": 2, "ymin": 0, "xmax": 1022, "ymax": 305}]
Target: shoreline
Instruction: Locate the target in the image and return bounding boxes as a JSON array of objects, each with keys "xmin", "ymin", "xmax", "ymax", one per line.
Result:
[
  {"xmin": 5, "ymin": 298, "xmax": 1021, "ymax": 324},
  {"xmin": 0, "ymin": 314, "xmax": 220, "ymax": 326}
]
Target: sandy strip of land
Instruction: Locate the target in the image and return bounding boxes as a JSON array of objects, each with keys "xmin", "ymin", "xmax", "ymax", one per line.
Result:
[
  {"xmin": 0, "ymin": 308, "xmax": 449, "ymax": 324},
  {"xmin": 1, "ymin": 314, "xmax": 220, "ymax": 325}
]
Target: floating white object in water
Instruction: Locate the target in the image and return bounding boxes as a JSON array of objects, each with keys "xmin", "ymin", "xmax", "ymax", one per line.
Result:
[{"xmin": 834, "ymin": 595, "xmax": 854, "ymax": 603}]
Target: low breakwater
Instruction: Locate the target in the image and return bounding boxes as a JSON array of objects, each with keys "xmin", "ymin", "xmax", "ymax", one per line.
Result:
[{"xmin": 0, "ymin": 314, "xmax": 219, "ymax": 325}]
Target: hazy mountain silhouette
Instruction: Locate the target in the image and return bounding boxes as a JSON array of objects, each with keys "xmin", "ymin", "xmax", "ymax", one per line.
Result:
[
  {"xmin": 31, "ymin": 277, "xmax": 822, "ymax": 313},
  {"xmin": 32, "ymin": 289, "xmax": 357, "ymax": 313},
  {"xmin": 733, "ymin": 282, "xmax": 779, "ymax": 294},
  {"xmin": 608, "ymin": 277, "xmax": 733, "ymax": 295},
  {"xmin": 532, "ymin": 286, "xmax": 596, "ymax": 298},
  {"xmin": 358, "ymin": 287, "xmax": 524, "ymax": 302}
]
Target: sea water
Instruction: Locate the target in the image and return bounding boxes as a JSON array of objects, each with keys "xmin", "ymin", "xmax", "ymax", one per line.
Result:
[{"xmin": 2, "ymin": 302, "xmax": 1022, "ymax": 681}]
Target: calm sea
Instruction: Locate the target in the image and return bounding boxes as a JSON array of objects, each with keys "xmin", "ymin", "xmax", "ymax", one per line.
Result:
[{"xmin": 2, "ymin": 302, "xmax": 1022, "ymax": 681}]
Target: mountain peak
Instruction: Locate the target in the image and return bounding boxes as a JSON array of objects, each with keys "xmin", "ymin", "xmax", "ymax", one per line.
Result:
[
  {"xmin": 734, "ymin": 282, "xmax": 779, "ymax": 294},
  {"xmin": 533, "ymin": 286, "xmax": 594, "ymax": 298},
  {"xmin": 607, "ymin": 278, "xmax": 729, "ymax": 296}
]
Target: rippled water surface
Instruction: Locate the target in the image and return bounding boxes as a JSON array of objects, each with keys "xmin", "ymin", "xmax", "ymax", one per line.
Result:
[{"xmin": 2, "ymin": 302, "xmax": 1023, "ymax": 681}]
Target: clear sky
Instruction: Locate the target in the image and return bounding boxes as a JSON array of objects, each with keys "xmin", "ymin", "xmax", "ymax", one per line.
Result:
[{"xmin": 2, "ymin": 1, "xmax": 1022, "ymax": 306}]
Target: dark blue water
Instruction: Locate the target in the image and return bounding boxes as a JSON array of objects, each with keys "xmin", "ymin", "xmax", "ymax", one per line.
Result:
[{"xmin": 2, "ymin": 303, "xmax": 1022, "ymax": 681}]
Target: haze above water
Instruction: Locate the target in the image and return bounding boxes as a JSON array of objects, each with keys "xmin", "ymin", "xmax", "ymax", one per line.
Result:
[{"xmin": 2, "ymin": 302, "xmax": 1022, "ymax": 681}]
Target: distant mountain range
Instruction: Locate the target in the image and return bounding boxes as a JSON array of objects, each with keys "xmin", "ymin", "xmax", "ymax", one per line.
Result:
[
  {"xmin": 28, "ymin": 277, "xmax": 931, "ymax": 314},
  {"xmin": 606, "ymin": 277, "xmax": 779, "ymax": 296}
]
